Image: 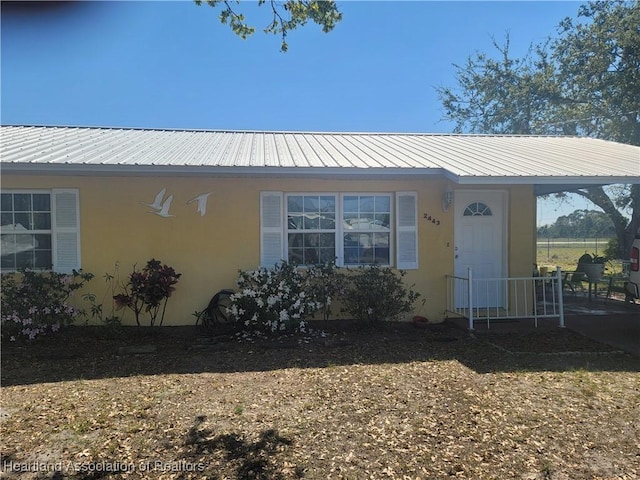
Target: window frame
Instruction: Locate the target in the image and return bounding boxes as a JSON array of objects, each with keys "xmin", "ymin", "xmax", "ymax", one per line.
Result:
[
  {"xmin": 0, "ymin": 188, "xmax": 80, "ymax": 273},
  {"xmin": 463, "ymin": 201, "xmax": 493, "ymax": 217},
  {"xmin": 339, "ymin": 192, "xmax": 393, "ymax": 267},
  {"xmin": 283, "ymin": 192, "xmax": 394, "ymax": 268},
  {"xmin": 1, "ymin": 189, "xmax": 53, "ymax": 271},
  {"xmin": 284, "ymin": 192, "xmax": 338, "ymax": 267}
]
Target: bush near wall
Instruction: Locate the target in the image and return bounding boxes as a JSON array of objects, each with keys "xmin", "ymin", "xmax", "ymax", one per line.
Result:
[
  {"xmin": 228, "ymin": 261, "xmax": 420, "ymax": 333},
  {"xmin": 341, "ymin": 265, "xmax": 420, "ymax": 324},
  {"xmin": 1, "ymin": 269, "xmax": 93, "ymax": 341}
]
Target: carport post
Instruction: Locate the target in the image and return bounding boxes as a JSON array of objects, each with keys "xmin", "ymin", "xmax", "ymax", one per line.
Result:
[
  {"xmin": 556, "ymin": 266, "xmax": 565, "ymax": 328},
  {"xmin": 467, "ymin": 267, "xmax": 474, "ymax": 331}
]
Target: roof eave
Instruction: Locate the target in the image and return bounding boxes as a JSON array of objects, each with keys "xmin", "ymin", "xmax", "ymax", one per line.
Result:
[
  {"xmin": 457, "ymin": 175, "xmax": 640, "ymax": 190},
  {"xmin": 0, "ymin": 163, "xmax": 449, "ymax": 179},
  {"xmin": 2, "ymin": 163, "xmax": 638, "ymax": 188}
]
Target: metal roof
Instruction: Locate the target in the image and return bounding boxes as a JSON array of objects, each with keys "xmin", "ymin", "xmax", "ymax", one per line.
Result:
[{"xmin": 1, "ymin": 125, "xmax": 638, "ymax": 187}]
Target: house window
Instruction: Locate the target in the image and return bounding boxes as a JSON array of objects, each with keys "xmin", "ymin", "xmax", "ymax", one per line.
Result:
[
  {"xmin": 262, "ymin": 191, "xmax": 418, "ymax": 269},
  {"xmin": 463, "ymin": 202, "xmax": 492, "ymax": 216},
  {"xmin": 0, "ymin": 189, "xmax": 80, "ymax": 273},
  {"xmin": 1, "ymin": 192, "xmax": 52, "ymax": 270},
  {"xmin": 342, "ymin": 195, "xmax": 391, "ymax": 266},
  {"xmin": 287, "ymin": 195, "xmax": 337, "ymax": 265}
]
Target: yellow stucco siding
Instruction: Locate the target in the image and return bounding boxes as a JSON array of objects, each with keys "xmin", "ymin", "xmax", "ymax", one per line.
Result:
[
  {"xmin": 2, "ymin": 174, "xmax": 535, "ymax": 325},
  {"xmin": 508, "ymin": 187, "xmax": 537, "ymax": 277}
]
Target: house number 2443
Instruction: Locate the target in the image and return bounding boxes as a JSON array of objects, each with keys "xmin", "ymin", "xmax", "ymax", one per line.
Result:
[{"xmin": 423, "ymin": 213, "xmax": 441, "ymax": 226}]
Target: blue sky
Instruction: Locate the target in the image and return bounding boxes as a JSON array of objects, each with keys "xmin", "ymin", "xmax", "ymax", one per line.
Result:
[{"xmin": 1, "ymin": 0, "xmax": 597, "ymax": 224}]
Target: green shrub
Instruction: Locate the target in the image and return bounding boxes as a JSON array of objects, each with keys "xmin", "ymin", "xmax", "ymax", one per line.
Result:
[
  {"xmin": 305, "ymin": 261, "xmax": 346, "ymax": 321},
  {"xmin": 604, "ymin": 237, "xmax": 621, "ymax": 260},
  {"xmin": 1, "ymin": 268, "xmax": 94, "ymax": 340},
  {"xmin": 341, "ymin": 265, "xmax": 420, "ymax": 324},
  {"xmin": 82, "ymin": 263, "xmax": 125, "ymax": 330}
]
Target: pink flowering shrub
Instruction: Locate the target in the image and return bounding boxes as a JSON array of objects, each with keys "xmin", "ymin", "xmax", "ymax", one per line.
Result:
[{"xmin": 1, "ymin": 269, "xmax": 94, "ymax": 341}]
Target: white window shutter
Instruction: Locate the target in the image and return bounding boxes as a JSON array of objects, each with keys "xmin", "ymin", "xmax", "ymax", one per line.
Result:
[
  {"xmin": 52, "ymin": 189, "xmax": 80, "ymax": 273},
  {"xmin": 260, "ymin": 191, "xmax": 284, "ymax": 268},
  {"xmin": 396, "ymin": 192, "xmax": 418, "ymax": 270}
]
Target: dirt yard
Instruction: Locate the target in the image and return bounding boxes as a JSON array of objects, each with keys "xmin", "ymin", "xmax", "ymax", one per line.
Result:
[{"xmin": 1, "ymin": 323, "xmax": 639, "ymax": 480}]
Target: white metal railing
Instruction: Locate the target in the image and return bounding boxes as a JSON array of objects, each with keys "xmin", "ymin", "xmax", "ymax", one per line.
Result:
[{"xmin": 446, "ymin": 267, "xmax": 565, "ymax": 330}]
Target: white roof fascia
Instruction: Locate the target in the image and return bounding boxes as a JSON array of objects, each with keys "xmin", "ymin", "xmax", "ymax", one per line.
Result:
[
  {"xmin": 4, "ymin": 162, "xmax": 637, "ymax": 187},
  {"xmin": 0, "ymin": 162, "xmax": 449, "ymax": 179},
  {"xmin": 455, "ymin": 176, "xmax": 640, "ymax": 186}
]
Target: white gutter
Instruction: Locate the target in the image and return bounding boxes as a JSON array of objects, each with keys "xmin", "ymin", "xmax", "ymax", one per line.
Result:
[
  {"xmin": 2, "ymin": 162, "xmax": 638, "ymax": 187},
  {"xmin": 0, "ymin": 162, "xmax": 448, "ymax": 178},
  {"xmin": 456, "ymin": 176, "xmax": 640, "ymax": 186}
]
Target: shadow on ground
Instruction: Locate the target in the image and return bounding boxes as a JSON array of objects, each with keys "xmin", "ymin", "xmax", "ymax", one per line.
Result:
[
  {"xmin": 448, "ymin": 295, "xmax": 639, "ymax": 356},
  {"xmin": 49, "ymin": 419, "xmax": 300, "ymax": 480},
  {"xmin": 2, "ymin": 315, "xmax": 639, "ymax": 387},
  {"xmin": 182, "ymin": 417, "xmax": 301, "ymax": 480}
]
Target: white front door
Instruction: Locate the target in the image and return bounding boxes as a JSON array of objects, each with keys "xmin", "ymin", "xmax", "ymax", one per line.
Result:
[{"xmin": 454, "ymin": 191, "xmax": 507, "ymax": 308}]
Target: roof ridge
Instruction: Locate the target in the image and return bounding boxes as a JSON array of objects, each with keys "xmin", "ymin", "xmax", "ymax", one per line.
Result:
[{"xmin": 0, "ymin": 124, "xmax": 581, "ymax": 139}]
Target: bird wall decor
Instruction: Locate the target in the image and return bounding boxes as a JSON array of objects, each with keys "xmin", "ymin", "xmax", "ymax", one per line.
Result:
[
  {"xmin": 187, "ymin": 192, "xmax": 213, "ymax": 216},
  {"xmin": 142, "ymin": 188, "xmax": 213, "ymax": 218},
  {"xmin": 143, "ymin": 188, "xmax": 174, "ymax": 217}
]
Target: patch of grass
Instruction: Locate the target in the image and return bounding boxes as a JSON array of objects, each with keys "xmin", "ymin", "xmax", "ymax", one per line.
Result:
[
  {"xmin": 536, "ymin": 238, "xmax": 625, "ymax": 275},
  {"xmin": 537, "ymin": 244, "xmax": 596, "ymax": 271},
  {"xmin": 569, "ymin": 368, "xmax": 602, "ymax": 399},
  {"xmin": 71, "ymin": 419, "xmax": 91, "ymax": 434}
]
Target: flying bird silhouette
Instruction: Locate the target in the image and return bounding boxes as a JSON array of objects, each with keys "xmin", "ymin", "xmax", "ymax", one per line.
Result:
[
  {"xmin": 143, "ymin": 188, "xmax": 174, "ymax": 217},
  {"xmin": 188, "ymin": 192, "xmax": 213, "ymax": 216},
  {"xmin": 143, "ymin": 187, "xmax": 167, "ymax": 210},
  {"xmin": 154, "ymin": 194, "xmax": 174, "ymax": 218}
]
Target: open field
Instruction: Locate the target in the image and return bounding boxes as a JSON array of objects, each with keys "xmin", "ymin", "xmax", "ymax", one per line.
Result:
[
  {"xmin": 2, "ymin": 325, "xmax": 639, "ymax": 480},
  {"xmin": 537, "ymin": 237, "xmax": 618, "ymax": 273}
]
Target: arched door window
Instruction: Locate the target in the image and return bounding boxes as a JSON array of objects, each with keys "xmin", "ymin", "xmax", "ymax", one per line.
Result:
[{"xmin": 463, "ymin": 202, "xmax": 492, "ymax": 217}]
